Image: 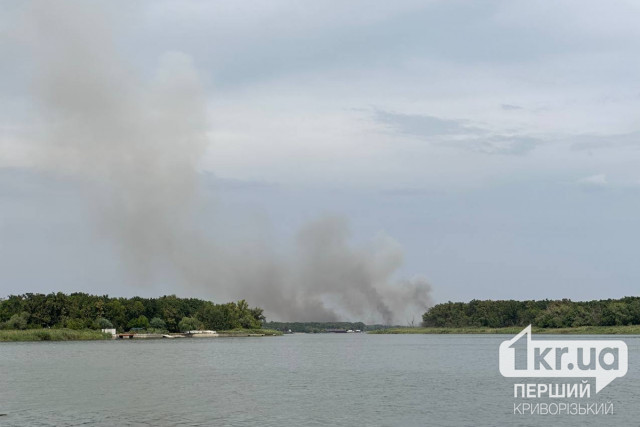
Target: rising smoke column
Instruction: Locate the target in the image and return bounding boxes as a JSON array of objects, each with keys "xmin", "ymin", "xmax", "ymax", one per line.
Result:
[
  {"xmin": 25, "ymin": 1, "xmax": 432, "ymax": 324},
  {"xmin": 28, "ymin": 1, "xmax": 209, "ymax": 283}
]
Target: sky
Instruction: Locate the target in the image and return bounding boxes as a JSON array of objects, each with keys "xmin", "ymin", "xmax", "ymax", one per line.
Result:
[{"xmin": 1, "ymin": 1, "xmax": 640, "ymax": 319}]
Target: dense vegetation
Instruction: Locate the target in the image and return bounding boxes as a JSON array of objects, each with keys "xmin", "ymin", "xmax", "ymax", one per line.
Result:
[
  {"xmin": 0, "ymin": 328, "xmax": 111, "ymax": 342},
  {"xmin": 370, "ymin": 325, "xmax": 640, "ymax": 335},
  {"xmin": 422, "ymin": 297, "xmax": 640, "ymax": 328},
  {"xmin": 0, "ymin": 293, "xmax": 266, "ymax": 333}
]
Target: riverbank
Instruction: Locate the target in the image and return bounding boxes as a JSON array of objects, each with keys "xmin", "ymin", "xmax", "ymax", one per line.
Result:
[
  {"xmin": 368, "ymin": 325, "xmax": 640, "ymax": 334},
  {"xmin": 0, "ymin": 329, "xmax": 112, "ymax": 342},
  {"xmin": 217, "ymin": 328, "xmax": 283, "ymax": 337},
  {"xmin": 0, "ymin": 328, "xmax": 283, "ymax": 342},
  {"xmin": 121, "ymin": 328, "xmax": 284, "ymax": 339}
]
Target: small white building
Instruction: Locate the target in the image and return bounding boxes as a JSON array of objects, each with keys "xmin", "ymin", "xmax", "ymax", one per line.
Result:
[{"xmin": 101, "ymin": 328, "xmax": 116, "ymax": 335}]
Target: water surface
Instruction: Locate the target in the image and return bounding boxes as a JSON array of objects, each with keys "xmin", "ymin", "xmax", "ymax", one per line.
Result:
[{"xmin": 1, "ymin": 334, "xmax": 638, "ymax": 426}]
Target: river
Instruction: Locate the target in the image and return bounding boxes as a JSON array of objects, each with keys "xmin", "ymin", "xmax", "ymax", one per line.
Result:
[{"xmin": 1, "ymin": 334, "xmax": 638, "ymax": 426}]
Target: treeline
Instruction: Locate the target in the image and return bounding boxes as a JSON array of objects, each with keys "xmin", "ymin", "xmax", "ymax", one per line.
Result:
[
  {"xmin": 265, "ymin": 321, "xmax": 367, "ymax": 333},
  {"xmin": 0, "ymin": 293, "xmax": 265, "ymax": 332},
  {"xmin": 422, "ymin": 297, "xmax": 640, "ymax": 328}
]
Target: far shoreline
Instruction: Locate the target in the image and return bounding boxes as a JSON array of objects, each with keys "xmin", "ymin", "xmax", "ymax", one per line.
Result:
[
  {"xmin": 0, "ymin": 328, "xmax": 283, "ymax": 342},
  {"xmin": 4, "ymin": 325, "xmax": 640, "ymax": 341},
  {"xmin": 367, "ymin": 325, "xmax": 640, "ymax": 335}
]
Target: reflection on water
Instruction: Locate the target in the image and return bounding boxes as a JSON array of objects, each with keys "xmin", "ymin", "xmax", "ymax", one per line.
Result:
[{"xmin": 0, "ymin": 334, "xmax": 638, "ymax": 426}]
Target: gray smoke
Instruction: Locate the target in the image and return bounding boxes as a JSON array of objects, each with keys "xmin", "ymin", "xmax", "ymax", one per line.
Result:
[
  {"xmin": 28, "ymin": 1, "xmax": 208, "ymax": 283},
  {"xmin": 25, "ymin": 1, "xmax": 432, "ymax": 324},
  {"xmin": 230, "ymin": 216, "xmax": 433, "ymax": 324}
]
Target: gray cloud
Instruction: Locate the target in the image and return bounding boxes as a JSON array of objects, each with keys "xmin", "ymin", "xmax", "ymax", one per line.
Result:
[
  {"xmin": 373, "ymin": 109, "xmax": 539, "ymax": 156},
  {"xmin": 123, "ymin": 1, "xmax": 627, "ymax": 89},
  {"xmin": 3, "ymin": 0, "xmax": 640, "ymax": 309},
  {"xmin": 570, "ymin": 131, "xmax": 640, "ymax": 151},
  {"xmin": 501, "ymin": 104, "xmax": 523, "ymax": 110},
  {"xmin": 448, "ymin": 135, "xmax": 540, "ymax": 156},
  {"xmin": 374, "ymin": 109, "xmax": 484, "ymax": 137}
]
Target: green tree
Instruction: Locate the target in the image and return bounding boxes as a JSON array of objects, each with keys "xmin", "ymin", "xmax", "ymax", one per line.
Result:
[
  {"xmin": 96, "ymin": 317, "xmax": 114, "ymax": 329},
  {"xmin": 149, "ymin": 317, "xmax": 166, "ymax": 330},
  {"xmin": 127, "ymin": 315, "xmax": 150, "ymax": 330},
  {"xmin": 196, "ymin": 302, "xmax": 224, "ymax": 330},
  {"xmin": 0, "ymin": 293, "xmax": 267, "ymax": 332},
  {"xmin": 250, "ymin": 307, "xmax": 265, "ymax": 323},
  {"xmin": 65, "ymin": 318, "xmax": 86, "ymax": 330},
  {"xmin": 602, "ymin": 302, "xmax": 632, "ymax": 326},
  {"xmin": 157, "ymin": 295, "xmax": 182, "ymax": 332},
  {"xmin": 178, "ymin": 316, "xmax": 201, "ymax": 332},
  {"xmin": 5, "ymin": 312, "xmax": 29, "ymax": 330},
  {"xmin": 105, "ymin": 300, "xmax": 126, "ymax": 331}
]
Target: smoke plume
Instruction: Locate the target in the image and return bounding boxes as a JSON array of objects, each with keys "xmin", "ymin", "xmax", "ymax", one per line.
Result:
[{"xmin": 25, "ymin": 1, "xmax": 432, "ymax": 324}]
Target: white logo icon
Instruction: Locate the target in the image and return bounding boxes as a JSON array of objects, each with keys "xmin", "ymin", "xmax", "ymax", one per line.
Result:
[{"xmin": 499, "ymin": 325, "xmax": 628, "ymax": 393}]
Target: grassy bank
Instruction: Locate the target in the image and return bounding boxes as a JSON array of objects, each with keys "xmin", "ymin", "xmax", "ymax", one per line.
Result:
[
  {"xmin": 368, "ymin": 325, "xmax": 640, "ymax": 335},
  {"xmin": 0, "ymin": 328, "xmax": 112, "ymax": 342},
  {"xmin": 217, "ymin": 328, "xmax": 283, "ymax": 337}
]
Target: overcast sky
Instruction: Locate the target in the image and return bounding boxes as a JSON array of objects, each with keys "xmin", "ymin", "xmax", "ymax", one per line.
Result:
[{"xmin": 2, "ymin": 1, "xmax": 640, "ymax": 309}]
